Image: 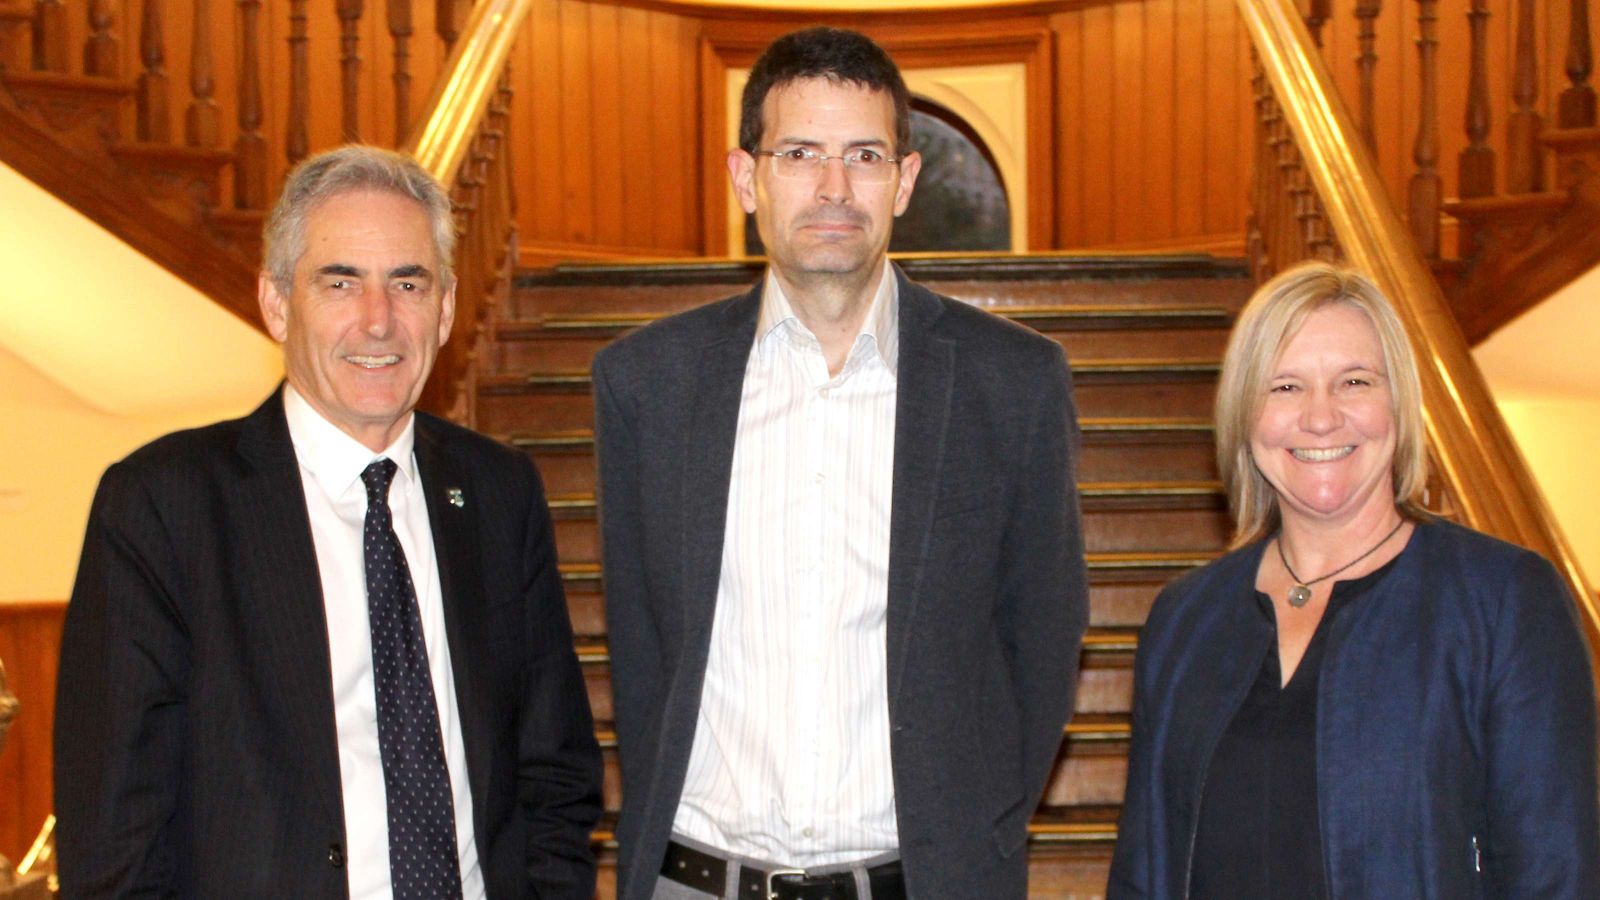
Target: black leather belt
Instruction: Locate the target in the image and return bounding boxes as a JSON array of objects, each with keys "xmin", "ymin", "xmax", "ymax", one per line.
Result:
[{"xmin": 662, "ymin": 840, "xmax": 906, "ymax": 900}]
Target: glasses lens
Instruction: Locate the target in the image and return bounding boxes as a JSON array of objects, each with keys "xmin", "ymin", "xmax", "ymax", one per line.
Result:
[
  {"xmin": 765, "ymin": 150, "xmax": 898, "ymax": 183},
  {"xmin": 845, "ymin": 153, "xmax": 895, "ymax": 183}
]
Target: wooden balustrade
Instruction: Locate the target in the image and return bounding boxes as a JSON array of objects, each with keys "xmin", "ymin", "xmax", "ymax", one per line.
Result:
[
  {"xmin": 337, "ymin": 0, "xmax": 362, "ymax": 142},
  {"xmin": 186, "ymin": 0, "xmax": 217, "ymax": 147},
  {"xmin": 136, "ymin": 0, "xmax": 168, "ymax": 141},
  {"xmin": 1354, "ymin": 0, "xmax": 1380, "ymax": 151},
  {"xmin": 1459, "ymin": 0, "xmax": 1494, "ymax": 198},
  {"xmin": 82, "ymin": 0, "xmax": 113, "ymax": 75},
  {"xmin": 32, "ymin": 0, "xmax": 66, "ymax": 72},
  {"xmin": 1408, "ymin": 0, "xmax": 1440, "ymax": 258},
  {"xmin": 1507, "ymin": 0, "xmax": 1545, "ymax": 193},
  {"xmin": 390, "ymin": 0, "xmax": 413, "ymax": 144},
  {"xmin": 234, "ymin": 0, "xmax": 266, "ymax": 208},
  {"xmin": 1562, "ymin": 0, "xmax": 1596, "ymax": 128},
  {"xmin": 287, "ymin": 0, "xmax": 308, "ymax": 164},
  {"xmin": 1250, "ymin": 48, "xmax": 1341, "ymax": 280}
]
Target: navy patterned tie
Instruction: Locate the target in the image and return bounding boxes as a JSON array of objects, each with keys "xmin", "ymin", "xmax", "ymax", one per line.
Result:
[{"xmin": 361, "ymin": 458, "xmax": 464, "ymax": 899}]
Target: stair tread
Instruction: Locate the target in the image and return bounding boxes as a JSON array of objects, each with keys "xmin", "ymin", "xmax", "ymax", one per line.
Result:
[
  {"xmin": 515, "ymin": 253, "xmax": 1249, "ymax": 288},
  {"xmin": 557, "ymin": 550, "xmax": 1216, "ymax": 585},
  {"xmin": 496, "ymin": 304, "xmax": 1234, "ymax": 339},
  {"xmin": 575, "ymin": 627, "xmax": 1138, "ymax": 666},
  {"xmin": 593, "ymin": 712, "xmax": 1132, "ymax": 749},
  {"xmin": 481, "ymin": 359, "xmax": 1222, "ymax": 396}
]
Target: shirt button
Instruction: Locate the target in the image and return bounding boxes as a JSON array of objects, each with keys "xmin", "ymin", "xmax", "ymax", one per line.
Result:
[
  {"xmin": 327, "ymin": 842, "xmax": 345, "ymax": 868},
  {"xmin": 818, "ymin": 387, "xmax": 830, "ymax": 398},
  {"xmin": 803, "ymin": 827, "xmax": 814, "ymax": 838}
]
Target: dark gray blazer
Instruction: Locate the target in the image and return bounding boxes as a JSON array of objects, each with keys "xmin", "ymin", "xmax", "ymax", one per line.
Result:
[
  {"xmin": 54, "ymin": 390, "xmax": 603, "ymax": 898},
  {"xmin": 592, "ymin": 269, "xmax": 1089, "ymax": 899}
]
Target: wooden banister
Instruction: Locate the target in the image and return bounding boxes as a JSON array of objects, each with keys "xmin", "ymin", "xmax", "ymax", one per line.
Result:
[
  {"xmin": 403, "ymin": 0, "xmax": 534, "ymax": 419},
  {"xmin": 1237, "ymin": 0, "xmax": 1600, "ymax": 648}
]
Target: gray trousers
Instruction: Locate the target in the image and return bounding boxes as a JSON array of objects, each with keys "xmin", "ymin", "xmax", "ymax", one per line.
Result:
[{"xmin": 650, "ymin": 834, "xmax": 900, "ymax": 900}]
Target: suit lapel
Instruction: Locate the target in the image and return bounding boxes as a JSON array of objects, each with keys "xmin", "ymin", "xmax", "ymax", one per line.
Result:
[
  {"xmin": 413, "ymin": 419, "xmax": 495, "ymax": 836},
  {"xmin": 679, "ymin": 286, "xmax": 762, "ymax": 663},
  {"xmin": 231, "ymin": 389, "xmax": 345, "ymax": 834},
  {"xmin": 885, "ymin": 273, "xmax": 955, "ymax": 707}
]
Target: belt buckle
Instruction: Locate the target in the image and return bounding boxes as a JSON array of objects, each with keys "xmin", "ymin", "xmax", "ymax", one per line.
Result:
[{"xmin": 763, "ymin": 867, "xmax": 807, "ymax": 900}]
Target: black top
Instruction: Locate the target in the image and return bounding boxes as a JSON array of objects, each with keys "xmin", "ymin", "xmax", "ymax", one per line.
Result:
[{"xmin": 1187, "ymin": 560, "xmax": 1394, "ymax": 899}]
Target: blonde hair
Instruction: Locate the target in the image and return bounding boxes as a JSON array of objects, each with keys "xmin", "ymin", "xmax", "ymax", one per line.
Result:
[{"xmin": 1215, "ymin": 261, "xmax": 1429, "ymax": 548}]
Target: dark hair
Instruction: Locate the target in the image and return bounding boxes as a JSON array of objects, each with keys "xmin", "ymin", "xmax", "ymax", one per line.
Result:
[{"xmin": 739, "ymin": 27, "xmax": 911, "ymax": 155}]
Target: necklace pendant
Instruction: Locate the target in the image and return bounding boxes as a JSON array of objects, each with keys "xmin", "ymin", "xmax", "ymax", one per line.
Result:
[{"xmin": 1287, "ymin": 584, "xmax": 1313, "ymax": 608}]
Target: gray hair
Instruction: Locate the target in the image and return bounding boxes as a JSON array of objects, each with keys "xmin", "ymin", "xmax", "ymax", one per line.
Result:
[
  {"xmin": 262, "ymin": 144, "xmax": 456, "ymax": 295},
  {"xmin": 1215, "ymin": 261, "xmax": 1430, "ymax": 548}
]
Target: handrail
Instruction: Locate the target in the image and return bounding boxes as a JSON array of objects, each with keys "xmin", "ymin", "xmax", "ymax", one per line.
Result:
[
  {"xmin": 1237, "ymin": 0, "xmax": 1599, "ymax": 646},
  {"xmin": 403, "ymin": 0, "xmax": 534, "ymax": 184}
]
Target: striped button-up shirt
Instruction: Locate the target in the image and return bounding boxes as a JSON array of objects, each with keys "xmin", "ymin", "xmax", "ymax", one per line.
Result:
[{"xmin": 671, "ymin": 265, "xmax": 901, "ymax": 866}]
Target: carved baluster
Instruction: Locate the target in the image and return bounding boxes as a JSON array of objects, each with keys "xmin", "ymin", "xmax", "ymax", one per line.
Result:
[
  {"xmin": 235, "ymin": 0, "xmax": 266, "ymax": 209},
  {"xmin": 338, "ymin": 0, "xmax": 363, "ymax": 141},
  {"xmin": 185, "ymin": 0, "xmax": 217, "ymax": 146},
  {"xmin": 136, "ymin": 0, "xmax": 170, "ymax": 141},
  {"xmin": 1507, "ymin": 0, "xmax": 1544, "ymax": 192},
  {"xmin": 1355, "ymin": 0, "xmax": 1382, "ymax": 150},
  {"xmin": 436, "ymin": 0, "xmax": 466, "ymax": 47},
  {"xmin": 1561, "ymin": 0, "xmax": 1595, "ymax": 127},
  {"xmin": 390, "ymin": 0, "xmax": 412, "ymax": 143},
  {"xmin": 1303, "ymin": 0, "xmax": 1330, "ymax": 46},
  {"xmin": 1276, "ymin": 104, "xmax": 1298, "ymax": 267},
  {"xmin": 1409, "ymin": 0, "xmax": 1441, "ymax": 258},
  {"xmin": 32, "ymin": 0, "xmax": 67, "ymax": 72},
  {"xmin": 1460, "ymin": 0, "xmax": 1494, "ymax": 198},
  {"xmin": 287, "ymin": 0, "xmax": 309, "ymax": 163},
  {"xmin": 1248, "ymin": 54, "xmax": 1269, "ymax": 280},
  {"xmin": 83, "ymin": 0, "xmax": 116, "ymax": 75}
]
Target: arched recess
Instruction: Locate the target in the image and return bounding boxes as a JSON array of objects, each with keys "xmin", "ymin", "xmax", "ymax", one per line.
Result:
[{"xmin": 704, "ymin": 20, "xmax": 1053, "ymax": 256}]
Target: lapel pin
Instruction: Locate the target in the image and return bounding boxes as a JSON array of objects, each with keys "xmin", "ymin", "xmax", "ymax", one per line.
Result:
[{"xmin": 446, "ymin": 487, "xmax": 466, "ymax": 508}]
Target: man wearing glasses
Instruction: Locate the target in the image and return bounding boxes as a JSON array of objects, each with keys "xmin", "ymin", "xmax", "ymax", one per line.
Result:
[{"xmin": 593, "ymin": 27, "xmax": 1087, "ymax": 900}]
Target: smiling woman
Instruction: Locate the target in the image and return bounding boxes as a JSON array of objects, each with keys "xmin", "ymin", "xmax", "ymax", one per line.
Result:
[{"xmin": 1108, "ymin": 261, "xmax": 1600, "ymax": 899}]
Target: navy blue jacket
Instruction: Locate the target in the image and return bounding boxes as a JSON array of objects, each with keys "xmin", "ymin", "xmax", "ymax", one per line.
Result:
[{"xmin": 1109, "ymin": 519, "xmax": 1599, "ymax": 898}]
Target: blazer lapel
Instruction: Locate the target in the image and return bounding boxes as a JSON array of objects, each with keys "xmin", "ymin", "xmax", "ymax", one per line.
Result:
[
  {"xmin": 885, "ymin": 273, "xmax": 955, "ymax": 707},
  {"xmin": 413, "ymin": 419, "xmax": 496, "ymax": 836},
  {"xmin": 231, "ymin": 389, "xmax": 345, "ymax": 834},
  {"xmin": 678, "ymin": 286, "xmax": 762, "ymax": 663}
]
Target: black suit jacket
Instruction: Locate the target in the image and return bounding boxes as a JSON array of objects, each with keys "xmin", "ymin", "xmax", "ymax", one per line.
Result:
[
  {"xmin": 54, "ymin": 390, "xmax": 602, "ymax": 898},
  {"xmin": 592, "ymin": 269, "xmax": 1090, "ymax": 899}
]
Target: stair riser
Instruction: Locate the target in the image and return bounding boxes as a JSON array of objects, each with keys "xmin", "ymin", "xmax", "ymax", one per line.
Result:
[
  {"xmin": 582, "ymin": 657, "xmax": 1134, "ymax": 725},
  {"xmin": 594, "ymin": 743, "xmax": 1129, "ymax": 818},
  {"xmin": 479, "ymin": 379, "xmax": 1218, "ymax": 433},
  {"xmin": 525, "ymin": 436, "xmax": 1219, "ymax": 495},
  {"xmin": 1044, "ymin": 754, "xmax": 1130, "ymax": 808},
  {"xmin": 564, "ymin": 578, "xmax": 1182, "ymax": 640},
  {"xmin": 553, "ymin": 504, "xmax": 1229, "ymax": 563},
  {"xmin": 490, "ymin": 326, "xmax": 1233, "ymax": 372},
  {"xmin": 512, "ymin": 274, "xmax": 1250, "ymax": 319}
]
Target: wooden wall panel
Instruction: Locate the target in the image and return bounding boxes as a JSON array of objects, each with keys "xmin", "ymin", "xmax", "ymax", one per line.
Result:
[
  {"xmin": 1050, "ymin": 0, "xmax": 1254, "ymax": 251},
  {"xmin": 510, "ymin": 0, "xmax": 703, "ymax": 261},
  {"xmin": 0, "ymin": 601, "xmax": 65, "ymax": 865}
]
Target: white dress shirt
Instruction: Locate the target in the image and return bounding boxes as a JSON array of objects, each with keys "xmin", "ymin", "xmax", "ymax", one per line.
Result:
[
  {"xmin": 672, "ymin": 266, "xmax": 901, "ymax": 866},
  {"xmin": 283, "ymin": 385, "xmax": 485, "ymax": 899}
]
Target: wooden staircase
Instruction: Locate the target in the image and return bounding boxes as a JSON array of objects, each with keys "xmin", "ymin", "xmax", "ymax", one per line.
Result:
[{"xmin": 473, "ymin": 254, "xmax": 1250, "ymax": 897}]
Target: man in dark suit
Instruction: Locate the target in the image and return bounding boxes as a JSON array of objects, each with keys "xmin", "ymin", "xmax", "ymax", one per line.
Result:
[
  {"xmin": 54, "ymin": 145, "xmax": 601, "ymax": 898},
  {"xmin": 593, "ymin": 28, "xmax": 1088, "ymax": 900}
]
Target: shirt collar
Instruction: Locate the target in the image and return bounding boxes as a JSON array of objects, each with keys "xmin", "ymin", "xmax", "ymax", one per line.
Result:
[
  {"xmin": 282, "ymin": 383, "xmax": 418, "ymax": 501},
  {"xmin": 755, "ymin": 263, "xmax": 900, "ymax": 376}
]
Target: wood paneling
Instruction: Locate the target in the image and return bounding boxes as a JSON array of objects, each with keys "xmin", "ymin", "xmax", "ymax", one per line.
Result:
[
  {"xmin": 509, "ymin": 0, "xmax": 703, "ymax": 258},
  {"xmin": 8, "ymin": 0, "xmax": 1584, "ymax": 261},
  {"xmin": 0, "ymin": 601, "xmax": 65, "ymax": 865}
]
